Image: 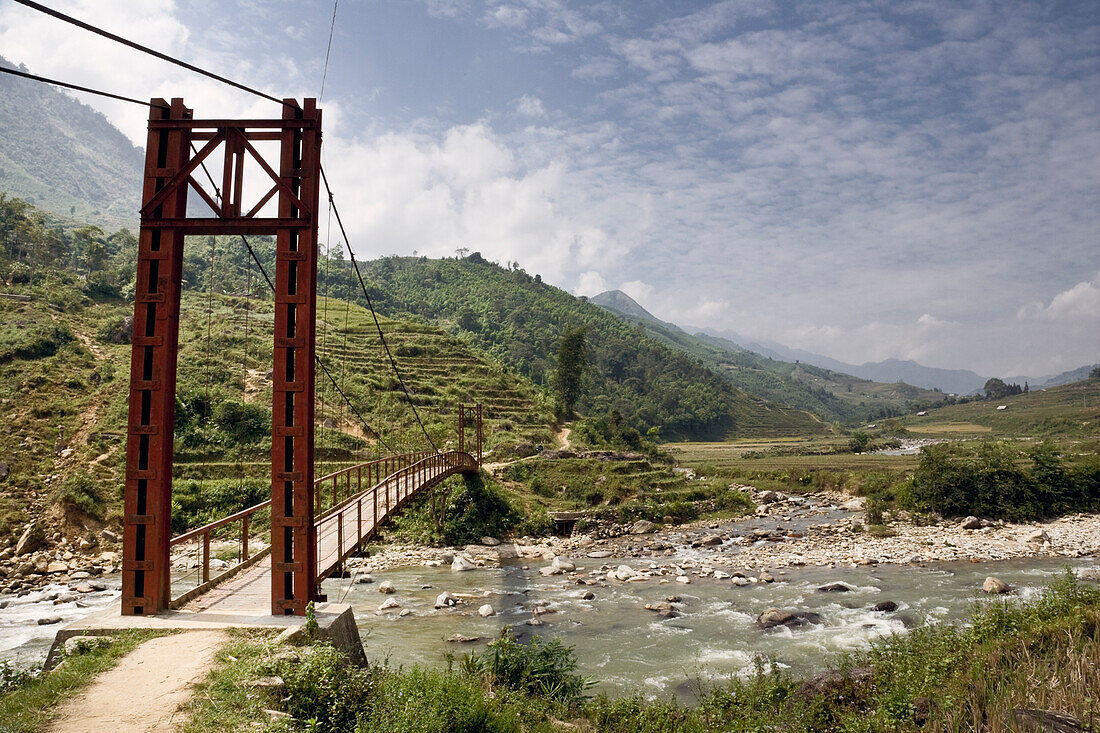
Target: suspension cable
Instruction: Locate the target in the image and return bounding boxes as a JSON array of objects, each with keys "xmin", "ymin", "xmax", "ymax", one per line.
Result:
[
  {"xmin": 0, "ymin": 65, "xmax": 166, "ymax": 107},
  {"xmin": 11, "ymin": 1, "xmax": 286, "ymax": 106},
  {"xmin": 231, "ymin": 234, "xmax": 399, "ymax": 456},
  {"xmin": 319, "ymin": 165, "xmax": 441, "ymax": 453},
  {"xmin": 319, "ymin": 0, "xmax": 339, "ymax": 102}
]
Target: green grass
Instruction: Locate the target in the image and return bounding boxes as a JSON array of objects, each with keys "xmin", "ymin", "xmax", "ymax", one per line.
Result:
[
  {"xmin": 0, "ymin": 631, "xmax": 165, "ymax": 733},
  {"xmin": 904, "ymin": 377, "xmax": 1100, "ymax": 438}
]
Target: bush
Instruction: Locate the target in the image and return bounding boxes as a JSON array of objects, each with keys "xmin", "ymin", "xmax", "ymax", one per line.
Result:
[
  {"xmin": 848, "ymin": 431, "xmax": 871, "ymax": 453},
  {"xmin": 53, "ymin": 472, "xmax": 106, "ymax": 518},
  {"xmin": 278, "ymin": 643, "xmax": 376, "ymax": 731},
  {"xmin": 463, "ymin": 628, "xmax": 589, "ymax": 703},
  {"xmin": 903, "ymin": 441, "xmax": 1100, "ymax": 521},
  {"xmin": 211, "ymin": 400, "xmax": 269, "ymax": 443},
  {"xmin": 0, "ymin": 323, "xmax": 73, "ymax": 364}
]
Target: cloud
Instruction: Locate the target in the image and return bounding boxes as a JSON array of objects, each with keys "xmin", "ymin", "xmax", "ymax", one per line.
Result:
[
  {"xmin": 1018, "ymin": 274, "xmax": 1100, "ymax": 322},
  {"xmin": 575, "ymin": 271, "xmax": 607, "ymax": 296},
  {"xmin": 514, "ymin": 94, "xmax": 545, "ymax": 117},
  {"xmin": 482, "ymin": 0, "xmax": 602, "ymax": 51}
]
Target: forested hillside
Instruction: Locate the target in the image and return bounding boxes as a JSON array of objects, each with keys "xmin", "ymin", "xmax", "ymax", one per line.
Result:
[
  {"xmin": 0, "ymin": 196, "xmax": 557, "ymax": 541},
  {"xmin": 0, "ymin": 56, "xmax": 143, "ymax": 228},
  {"xmin": 590, "ymin": 290, "xmax": 944, "ymax": 424},
  {"xmin": 351, "ymin": 255, "xmax": 827, "ymax": 440}
]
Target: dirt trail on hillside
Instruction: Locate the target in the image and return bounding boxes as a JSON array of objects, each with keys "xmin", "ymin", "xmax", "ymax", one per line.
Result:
[
  {"xmin": 45, "ymin": 630, "xmax": 225, "ymax": 733},
  {"xmin": 557, "ymin": 426, "xmax": 571, "ymax": 449}
]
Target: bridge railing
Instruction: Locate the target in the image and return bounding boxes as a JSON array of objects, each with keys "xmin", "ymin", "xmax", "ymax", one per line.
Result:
[
  {"xmin": 167, "ymin": 498, "xmax": 273, "ymax": 609},
  {"xmin": 167, "ymin": 449, "xmax": 479, "ymax": 607},
  {"xmin": 313, "ymin": 450, "xmax": 478, "ymax": 582}
]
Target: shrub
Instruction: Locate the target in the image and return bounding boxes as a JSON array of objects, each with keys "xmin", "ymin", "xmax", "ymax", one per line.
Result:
[
  {"xmin": 903, "ymin": 441, "xmax": 1100, "ymax": 521},
  {"xmin": 211, "ymin": 400, "xmax": 269, "ymax": 443},
  {"xmin": 463, "ymin": 628, "xmax": 589, "ymax": 703},
  {"xmin": 278, "ymin": 642, "xmax": 376, "ymax": 731},
  {"xmin": 848, "ymin": 431, "xmax": 871, "ymax": 453},
  {"xmin": 0, "ymin": 323, "xmax": 73, "ymax": 364},
  {"xmin": 53, "ymin": 472, "xmax": 106, "ymax": 518}
]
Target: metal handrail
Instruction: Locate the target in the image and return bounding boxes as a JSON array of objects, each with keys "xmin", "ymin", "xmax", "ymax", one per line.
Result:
[{"xmin": 168, "ymin": 448, "xmax": 478, "ymax": 605}]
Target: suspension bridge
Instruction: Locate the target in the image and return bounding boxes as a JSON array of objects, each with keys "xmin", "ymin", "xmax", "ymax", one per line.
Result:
[{"xmin": 0, "ymin": 0, "xmax": 503, "ymax": 620}]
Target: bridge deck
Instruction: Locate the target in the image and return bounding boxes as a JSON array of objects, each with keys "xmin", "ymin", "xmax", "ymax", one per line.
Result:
[{"xmin": 179, "ymin": 451, "xmax": 473, "ymax": 615}]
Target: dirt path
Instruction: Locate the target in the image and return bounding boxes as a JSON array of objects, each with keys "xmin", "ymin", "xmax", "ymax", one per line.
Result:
[
  {"xmin": 46, "ymin": 630, "xmax": 225, "ymax": 733},
  {"xmin": 557, "ymin": 426, "xmax": 571, "ymax": 449}
]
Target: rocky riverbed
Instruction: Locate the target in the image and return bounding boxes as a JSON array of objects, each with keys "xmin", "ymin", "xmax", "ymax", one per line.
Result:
[{"xmin": 346, "ymin": 488, "xmax": 1100, "ymax": 579}]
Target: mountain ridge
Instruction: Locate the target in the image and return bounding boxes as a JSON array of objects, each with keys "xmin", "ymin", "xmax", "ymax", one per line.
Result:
[{"xmin": 0, "ymin": 55, "xmax": 143, "ymax": 229}]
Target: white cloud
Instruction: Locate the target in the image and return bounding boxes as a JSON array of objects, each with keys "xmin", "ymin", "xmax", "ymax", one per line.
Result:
[
  {"xmin": 575, "ymin": 271, "xmax": 607, "ymax": 296},
  {"xmin": 1018, "ymin": 274, "xmax": 1100, "ymax": 322},
  {"xmin": 514, "ymin": 94, "xmax": 545, "ymax": 117}
]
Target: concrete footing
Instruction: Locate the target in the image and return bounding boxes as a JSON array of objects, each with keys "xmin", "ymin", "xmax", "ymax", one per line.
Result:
[{"xmin": 45, "ymin": 602, "xmax": 365, "ymax": 670}]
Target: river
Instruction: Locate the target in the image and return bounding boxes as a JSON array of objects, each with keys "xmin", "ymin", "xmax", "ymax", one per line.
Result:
[
  {"xmin": 322, "ymin": 555, "xmax": 1095, "ymax": 699},
  {"xmin": 0, "ymin": 556, "xmax": 1093, "ymax": 701}
]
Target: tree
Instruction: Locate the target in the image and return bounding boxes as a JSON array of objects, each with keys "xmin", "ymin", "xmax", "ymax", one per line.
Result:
[
  {"xmin": 554, "ymin": 326, "xmax": 588, "ymax": 418},
  {"xmin": 984, "ymin": 377, "xmax": 1016, "ymax": 399}
]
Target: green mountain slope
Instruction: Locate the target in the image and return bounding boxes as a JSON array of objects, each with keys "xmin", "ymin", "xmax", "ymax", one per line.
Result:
[
  {"xmin": 903, "ymin": 375, "xmax": 1100, "ymax": 438},
  {"xmin": 591, "ymin": 289, "xmax": 944, "ymax": 424},
  {"xmin": 353, "ymin": 255, "xmax": 827, "ymax": 440},
  {"xmin": 0, "ymin": 198, "xmax": 556, "ymax": 541},
  {"xmin": 0, "ymin": 56, "xmax": 143, "ymax": 229}
]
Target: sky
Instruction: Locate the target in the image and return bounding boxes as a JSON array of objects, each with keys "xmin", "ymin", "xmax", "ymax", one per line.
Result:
[{"xmin": 0, "ymin": 0, "xmax": 1097, "ymax": 378}]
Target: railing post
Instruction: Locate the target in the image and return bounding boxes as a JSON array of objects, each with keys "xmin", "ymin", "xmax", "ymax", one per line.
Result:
[
  {"xmin": 337, "ymin": 511, "xmax": 344, "ymax": 565},
  {"xmin": 373, "ymin": 484, "xmax": 377, "ymax": 526},
  {"xmin": 357, "ymin": 497, "xmax": 362, "ymax": 546},
  {"xmin": 202, "ymin": 531, "xmax": 211, "ymax": 584},
  {"xmin": 242, "ymin": 515, "xmax": 250, "ymax": 561}
]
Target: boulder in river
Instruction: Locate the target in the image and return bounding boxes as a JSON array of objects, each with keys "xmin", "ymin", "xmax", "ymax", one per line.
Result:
[
  {"xmin": 630, "ymin": 520, "xmax": 655, "ymax": 535},
  {"xmin": 817, "ymin": 583, "xmax": 852, "ymax": 593},
  {"xmin": 446, "ymin": 634, "xmax": 482, "ymax": 644},
  {"xmin": 478, "ymin": 604, "xmax": 496, "ymax": 617},
  {"xmin": 982, "ymin": 576, "xmax": 1011, "ymax": 594},
  {"xmin": 613, "ymin": 565, "xmax": 637, "ymax": 581},
  {"xmin": 871, "ymin": 601, "xmax": 898, "ymax": 612},
  {"xmin": 451, "ymin": 555, "xmax": 476, "ymax": 572},
  {"xmin": 435, "ymin": 592, "xmax": 457, "ymax": 608},
  {"xmin": 378, "ymin": 580, "xmax": 396, "ymax": 594},
  {"xmin": 37, "ymin": 615, "xmax": 62, "ymax": 626},
  {"xmin": 379, "ymin": 598, "xmax": 400, "ymax": 611},
  {"xmin": 756, "ymin": 608, "xmax": 823, "ymax": 631}
]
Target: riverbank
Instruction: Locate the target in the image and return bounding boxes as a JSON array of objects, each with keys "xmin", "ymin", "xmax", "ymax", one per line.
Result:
[{"xmin": 351, "ymin": 487, "xmax": 1100, "ymax": 576}]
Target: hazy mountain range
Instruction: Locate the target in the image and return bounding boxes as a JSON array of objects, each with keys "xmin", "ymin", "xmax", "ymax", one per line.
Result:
[{"xmin": 592, "ymin": 290, "xmax": 1095, "ymax": 396}]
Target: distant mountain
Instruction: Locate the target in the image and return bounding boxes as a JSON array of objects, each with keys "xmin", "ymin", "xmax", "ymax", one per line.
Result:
[
  {"xmin": 589, "ymin": 290, "xmax": 666, "ymax": 324},
  {"xmin": 1004, "ymin": 364, "xmax": 1100, "ymax": 390},
  {"xmin": 592, "ymin": 290, "xmax": 944, "ymax": 424},
  {"xmin": 697, "ymin": 327, "xmax": 988, "ymax": 395},
  {"xmin": 0, "ymin": 56, "xmax": 143, "ymax": 228}
]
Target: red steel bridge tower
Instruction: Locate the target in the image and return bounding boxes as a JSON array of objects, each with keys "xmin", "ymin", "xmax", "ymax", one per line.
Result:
[{"xmin": 121, "ymin": 97, "xmax": 322, "ymax": 616}]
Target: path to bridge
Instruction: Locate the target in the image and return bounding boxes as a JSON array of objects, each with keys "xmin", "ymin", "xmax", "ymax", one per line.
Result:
[{"xmin": 168, "ymin": 450, "xmax": 478, "ymax": 619}]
